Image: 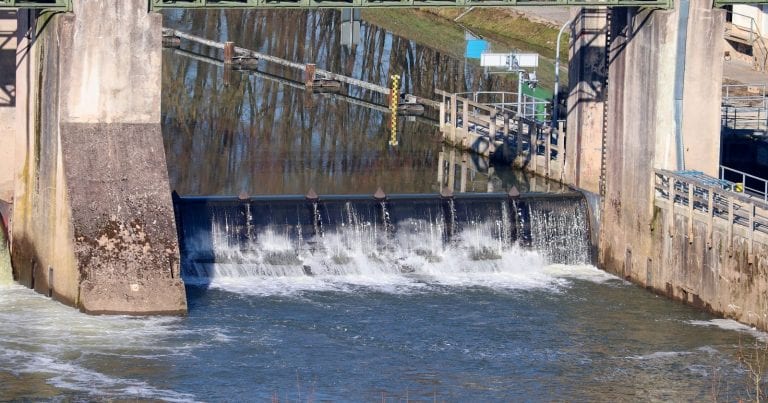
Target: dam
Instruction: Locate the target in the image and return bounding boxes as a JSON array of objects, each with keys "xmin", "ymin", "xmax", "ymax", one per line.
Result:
[{"xmin": 3, "ymin": 1, "xmax": 768, "ymax": 400}]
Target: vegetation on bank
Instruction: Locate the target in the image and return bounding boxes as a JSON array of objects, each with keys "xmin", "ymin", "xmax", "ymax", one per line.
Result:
[
  {"xmin": 360, "ymin": 8, "xmax": 569, "ymax": 90},
  {"xmin": 361, "ymin": 8, "xmax": 567, "ymax": 60}
]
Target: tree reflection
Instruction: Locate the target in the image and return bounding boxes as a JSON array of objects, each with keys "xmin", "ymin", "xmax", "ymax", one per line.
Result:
[{"xmin": 162, "ymin": 9, "xmax": 515, "ymax": 195}]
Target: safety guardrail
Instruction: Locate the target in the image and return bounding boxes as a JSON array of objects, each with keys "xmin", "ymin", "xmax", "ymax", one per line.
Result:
[
  {"xmin": 8, "ymin": 0, "xmax": 768, "ymax": 11},
  {"xmin": 149, "ymin": 0, "xmax": 672, "ymax": 9},
  {"xmin": 654, "ymin": 169, "xmax": 768, "ymax": 255},
  {"xmin": 0, "ymin": 0, "xmax": 675, "ymax": 10},
  {"xmin": 720, "ymin": 165, "xmax": 768, "ymax": 201},
  {"xmin": 0, "ymin": 0, "xmax": 69, "ymax": 10},
  {"xmin": 435, "ymin": 89, "xmax": 565, "ymax": 180}
]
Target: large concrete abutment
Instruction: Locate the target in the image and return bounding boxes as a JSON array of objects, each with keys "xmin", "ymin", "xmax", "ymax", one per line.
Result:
[
  {"xmin": 582, "ymin": 3, "xmax": 756, "ymax": 325},
  {"xmin": 565, "ymin": 7, "xmax": 607, "ymax": 195},
  {"xmin": 10, "ymin": 1, "xmax": 186, "ymax": 314}
]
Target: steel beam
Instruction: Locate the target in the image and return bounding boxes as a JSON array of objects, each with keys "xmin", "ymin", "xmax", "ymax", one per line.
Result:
[
  {"xmin": 6, "ymin": 0, "xmax": 768, "ymax": 11},
  {"xmin": 715, "ymin": 0, "xmax": 768, "ymax": 4},
  {"xmin": 149, "ymin": 0, "xmax": 673, "ymax": 8},
  {"xmin": 0, "ymin": 0, "xmax": 69, "ymax": 10}
]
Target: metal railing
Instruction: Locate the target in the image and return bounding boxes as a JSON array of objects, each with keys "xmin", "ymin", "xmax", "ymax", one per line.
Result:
[
  {"xmin": 454, "ymin": 91, "xmax": 550, "ymax": 123},
  {"xmin": 654, "ymin": 170, "xmax": 768, "ymax": 252},
  {"xmin": 0, "ymin": 0, "xmax": 674, "ymax": 10},
  {"xmin": 724, "ymin": 11, "xmax": 768, "ymax": 71},
  {"xmin": 720, "ymin": 165, "xmax": 768, "ymax": 201},
  {"xmin": 8, "ymin": 0, "xmax": 768, "ymax": 11},
  {"xmin": 148, "ymin": 0, "xmax": 673, "ymax": 9},
  {"xmin": 721, "ymin": 83, "xmax": 768, "ymax": 132},
  {"xmin": 0, "ymin": 0, "xmax": 69, "ymax": 10}
]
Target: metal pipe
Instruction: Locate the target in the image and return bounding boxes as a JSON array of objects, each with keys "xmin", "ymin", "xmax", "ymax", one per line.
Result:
[
  {"xmin": 673, "ymin": 0, "xmax": 691, "ymax": 171},
  {"xmin": 552, "ymin": 16, "xmax": 575, "ymax": 131},
  {"xmin": 517, "ymin": 70, "xmax": 523, "ymax": 119}
]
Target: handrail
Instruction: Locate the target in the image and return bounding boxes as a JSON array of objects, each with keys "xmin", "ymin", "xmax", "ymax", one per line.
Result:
[
  {"xmin": 654, "ymin": 169, "xmax": 768, "ymax": 241},
  {"xmin": 720, "ymin": 165, "xmax": 768, "ymax": 201},
  {"xmin": 724, "ymin": 10, "xmax": 768, "ymax": 71}
]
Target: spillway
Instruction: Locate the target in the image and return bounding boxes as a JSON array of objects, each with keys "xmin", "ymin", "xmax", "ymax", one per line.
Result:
[{"xmin": 173, "ymin": 192, "xmax": 592, "ymax": 286}]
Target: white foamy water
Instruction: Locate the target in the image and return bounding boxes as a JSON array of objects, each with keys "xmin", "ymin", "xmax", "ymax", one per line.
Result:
[
  {"xmin": 0, "ymin": 285, "xmax": 200, "ymax": 401},
  {"xmin": 184, "ymin": 219, "xmax": 613, "ymax": 297},
  {"xmin": 688, "ymin": 318, "xmax": 768, "ymax": 343},
  {"xmin": 0, "ymin": 224, "xmax": 12, "ymax": 285},
  {"xmin": 179, "ymin": 196, "xmax": 609, "ymax": 297}
]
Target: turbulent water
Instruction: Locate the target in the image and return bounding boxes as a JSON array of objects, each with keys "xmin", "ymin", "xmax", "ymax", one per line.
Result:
[
  {"xmin": 1, "ymin": 8, "xmax": 767, "ymax": 401},
  {"xmin": 0, "ymin": 222, "xmax": 11, "ymax": 285},
  {"xmin": 1, "ymin": 193, "xmax": 767, "ymax": 399},
  {"xmin": 176, "ymin": 194, "xmax": 592, "ymax": 290}
]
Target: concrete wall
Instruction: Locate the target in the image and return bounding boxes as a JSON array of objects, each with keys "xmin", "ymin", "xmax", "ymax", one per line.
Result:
[
  {"xmin": 564, "ymin": 8, "xmax": 607, "ymax": 195},
  {"xmin": 681, "ymin": 4, "xmax": 723, "ymax": 176},
  {"xmin": 0, "ymin": 11, "xmax": 16, "ymax": 208},
  {"xmin": 649, "ymin": 200, "xmax": 768, "ymax": 330},
  {"xmin": 597, "ymin": 3, "xmax": 736, "ymax": 324},
  {"xmin": 11, "ymin": 1, "xmax": 186, "ymax": 314}
]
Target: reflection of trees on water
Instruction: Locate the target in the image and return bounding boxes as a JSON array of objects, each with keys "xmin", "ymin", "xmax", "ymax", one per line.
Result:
[{"xmin": 162, "ymin": 9, "xmax": 515, "ymax": 195}]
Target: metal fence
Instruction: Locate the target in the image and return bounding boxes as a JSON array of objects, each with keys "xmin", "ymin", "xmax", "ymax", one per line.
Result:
[
  {"xmin": 454, "ymin": 91, "xmax": 550, "ymax": 123},
  {"xmin": 722, "ymin": 83, "xmax": 768, "ymax": 132},
  {"xmin": 720, "ymin": 165, "xmax": 768, "ymax": 201},
  {"xmin": 0, "ymin": 0, "xmax": 675, "ymax": 10}
]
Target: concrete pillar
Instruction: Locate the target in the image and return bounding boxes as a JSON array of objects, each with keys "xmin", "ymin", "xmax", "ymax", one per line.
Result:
[
  {"xmin": 598, "ymin": 3, "xmax": 725, "ymax": 283},
  {"xmin": 564, "ymin": 8, "xmax": 607, "ymax": 195},
  {"xmin": 0, "ymin": 11, "xmax": 16, "ymax": 212},
  {"xmin": 12, "ymin": 1, "xmax": 186, "ymax": 314},
  {"xmin": 680, "ymin": 3, "xmax": 724, "ymax": 176}
]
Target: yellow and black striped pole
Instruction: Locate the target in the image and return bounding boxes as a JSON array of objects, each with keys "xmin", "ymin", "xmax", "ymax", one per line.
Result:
[{"xmin": 389, "ymin": 75, "xmax": 400, "ymax": 147}]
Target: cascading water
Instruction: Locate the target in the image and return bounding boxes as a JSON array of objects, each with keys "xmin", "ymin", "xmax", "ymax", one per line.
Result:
[
  {"xmin": 174, "ymin": 193, "xmax": 593, "ymax": 290},
  {"xmin": 0, "ymin": 218, "xmax": 12, "ymax": 285}
]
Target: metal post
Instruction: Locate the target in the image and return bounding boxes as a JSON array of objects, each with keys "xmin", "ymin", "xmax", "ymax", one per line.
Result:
[
  {"xmin": 517, "ymin": 70, "xmax": 523, "ymax": 119},
  {"xmin": 451, "ymin": 94, "xmax": 457, "ymax": 144},
  {"xmin": 437, "ymin": 151, "xmax": 444, "ymax": 187},
  {"xmin": 224, "ymin": 41, "xmax": 235, "ymax": 64},
  {"xmin": 463, "ymin": 100, "xmax": 469, "ymax": 133},
  {"xmin": 554, "ymin": 38, "xmax": 566, "ymax": 106},
  {"xmin": 439, "ymin": 98, "xmax": 446, "ymax": 129},
  {"xmin": 305, "ymin": 63, "xmax": 316, "ymax": 87}
]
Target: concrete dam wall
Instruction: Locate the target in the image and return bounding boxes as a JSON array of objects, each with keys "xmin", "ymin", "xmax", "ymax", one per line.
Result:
[
  {"xmin": 173, "ymin": 192, "xmax": 593, "ymax": 283},
  {"xmin": 9, "ymin": 2, "xmax": 186, "ymax": 314}
]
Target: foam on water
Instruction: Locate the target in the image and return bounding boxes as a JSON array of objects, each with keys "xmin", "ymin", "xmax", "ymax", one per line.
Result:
[
  {"xmin": 688, "ymin": 318, "xmax": 768, "ymax": 342},
  {"xmin": 0, "ymin": 221, "xmax": 12, "ymax": 285},
  {"xmin": 0, "ymin": 284, "xmax": 200, "ymax": 400},
  {"xmin": 184, "ymin": 230, "xmax": 611, "ymax": 297},
  {"xmin": 178, "ymin": 196, "xmax": 604, "ymax": 296}
]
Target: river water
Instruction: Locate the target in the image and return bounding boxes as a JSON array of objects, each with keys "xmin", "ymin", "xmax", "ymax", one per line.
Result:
[{"xmin": 0, "ymin": 9, "xmax": 766, "ymax": 401}]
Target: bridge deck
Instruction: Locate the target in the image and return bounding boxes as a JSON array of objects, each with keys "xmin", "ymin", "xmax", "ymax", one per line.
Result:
[
  {"xmin": 2, "ymin": 0, "xmax": 682, "ymax": 11},
  {"xmin": 7, "ymin": 0, "xmax": 768, "ymax": 11}
]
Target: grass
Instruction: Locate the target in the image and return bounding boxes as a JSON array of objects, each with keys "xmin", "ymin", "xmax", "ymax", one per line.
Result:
[{"xmin": 360, "ymin": 8, "xmax": 569, "ymax": 91}]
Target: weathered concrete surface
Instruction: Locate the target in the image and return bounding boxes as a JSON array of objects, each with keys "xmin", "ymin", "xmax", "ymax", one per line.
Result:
[
  {"xmin": 597, "ymin": 4, "xmax": 740, "ymax": 325},
  {"xmin": 0, "ymin": 11, "xmax": 16, "ymax": 206},
  {"xmin": 11, "ymin": 1, "xmax": 186, "ymax": 314},
  {"xmin": 648, "ymin": 205, "xmax": 768, "ymax": 330},
  {"xmin": 565, "ymin": 8, "xmax": 606, "ymax": 195},
  {"xmin": 680, "ymin": 4, "xmax": 723, "ymax": 177}
]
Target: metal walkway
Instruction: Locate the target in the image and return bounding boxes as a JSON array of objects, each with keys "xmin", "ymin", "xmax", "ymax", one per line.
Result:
[
  {"xmin": 1, "ymin": 0, "xmax": 680, "ymax": 11},
  {"xmin": 6, "ymin": 0, "xmax": 768, "ymax": 12}
]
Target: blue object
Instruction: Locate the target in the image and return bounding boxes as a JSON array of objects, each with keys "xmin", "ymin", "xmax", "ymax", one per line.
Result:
[{"xmin": 465, "ymin": 39, "xmax": 489, "ymax": 59}]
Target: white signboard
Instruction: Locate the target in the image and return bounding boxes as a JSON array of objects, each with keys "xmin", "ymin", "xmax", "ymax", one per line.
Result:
[
  {"xmin": 516, "ymin": 53, "xmax": 539, "ymax": 68},
  {"xmin": 480, "ymin": 53, "xmax": 509, "ymax": 68},
  {"xmin": 480, "ymin": 52, "xmax": 539, "ymax": 69}
]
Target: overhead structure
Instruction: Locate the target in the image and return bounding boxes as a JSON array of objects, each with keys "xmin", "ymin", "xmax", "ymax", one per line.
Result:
[
  {"xmin": 4, "ymin": 0, "xmax": 768, "ymax": 10},
  {"xmin": 1, "ymin": 0, "xmax": 676, "ymax": 11}
]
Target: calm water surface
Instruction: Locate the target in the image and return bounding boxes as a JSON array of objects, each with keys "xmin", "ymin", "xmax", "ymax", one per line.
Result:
[{"xmin": 0, "ymin": 9, "xmax": 765, "ymax": 401}]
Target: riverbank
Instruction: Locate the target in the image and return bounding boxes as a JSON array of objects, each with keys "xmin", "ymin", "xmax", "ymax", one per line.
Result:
[
  {"xmin": 360, "ymin": 7, "xmax": 569, "ymax": 90},
  {"xmin": 361, "ymin": 8, "xmax": 568, "ymax": 60}
]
